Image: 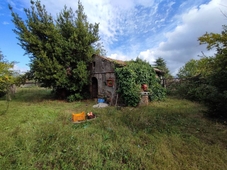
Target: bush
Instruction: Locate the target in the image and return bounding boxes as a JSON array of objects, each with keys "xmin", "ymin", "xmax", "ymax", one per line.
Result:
[
  {"xmin": 204, "ymin": 70, "xmax": 227, "ymax": 118},
  {"xmin": 169, "ymin": 72, "xmax": 227, "ymax": 118},
  {"xmin": 115, "ymin": 58, "xmax": 166, "ymax": 106},
  {"xmin": 67, "ymin": 93, "xmax": 83, "ymax": 102}
]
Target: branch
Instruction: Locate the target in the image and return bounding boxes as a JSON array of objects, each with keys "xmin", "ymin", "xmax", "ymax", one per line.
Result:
[
  {"xmin": 219, "ymin": 8, "xmax": 227, "ymax": 18},
  {"xmin": 201, "ymin": 51, "xmax": 207, "ymax": 57}
]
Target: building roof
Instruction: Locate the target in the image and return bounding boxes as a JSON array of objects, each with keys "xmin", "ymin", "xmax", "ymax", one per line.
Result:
[
  {"xmin": 153, "ymin": 68, "xmax": 165, "ymax": 74},
  {"xmin": 93, "ymin": 54, "xmax": 126, "ymax": 66},
  {"xmin": 93, "ymin": 54, "xmax": 164, "ymax": 74}
]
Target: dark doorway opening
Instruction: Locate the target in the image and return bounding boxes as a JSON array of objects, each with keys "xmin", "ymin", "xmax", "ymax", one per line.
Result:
[{"xmin": 92, "ymin": 77, "xmax": 98, "ymax": 98}]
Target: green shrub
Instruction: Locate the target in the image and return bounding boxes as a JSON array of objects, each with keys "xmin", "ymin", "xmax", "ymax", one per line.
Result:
[
  {"xmin": 67, "ymin": 93, "xmax": 83, "ymax": 102},
  {"xmin": 169, "ymin": 72, "xmax": 227, "ymax": 118},
  {"xmin": 115, "ymin": 58, "xmax": 166, "ymax": 106},
  {"xmin": 203, "ymin": 70, "xmax": 227, "ymax": 118}
]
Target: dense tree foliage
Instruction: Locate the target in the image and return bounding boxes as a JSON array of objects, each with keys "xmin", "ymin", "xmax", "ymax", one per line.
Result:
[
  {"xmin": 177, "ymin": 57, "xmax": 214, "ymax": 79},
  {"xmin": 0, "ymin": 50, "xmax": 23, "ymax": 99},
  {"xmin": 198, "ymin": 25, "xmax": 227, "ymax": 118},
  {"xmin": 10, "ymin": 0, "xmax": 101, "ymax": 101},
  {"xmin": 0, "ymin": 51, "xmax": 13, "ymax": 97},
  {"xmin": 172, "ymin": 25, "xmax": 227, "ymax": 118},
  {"xmin": 115, "ymin": 58, "xmax": 166, "ymax": 107},
  {"xmin": 154, "ymin": 57, "xmax": 171, "ymax": 78}
]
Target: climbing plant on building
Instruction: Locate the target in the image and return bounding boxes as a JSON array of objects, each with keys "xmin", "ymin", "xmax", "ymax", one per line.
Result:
[{"xmin": 115, "ymin": 58, "xmax": 166, "ymax": 107}]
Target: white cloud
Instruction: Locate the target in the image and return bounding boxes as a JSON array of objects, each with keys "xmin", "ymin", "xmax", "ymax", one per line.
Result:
[
  {"xmin": 139, "ymin": 0, "xmax": 227, "ymax": 76},
  {"xmin": 138, "ymin": 50, "xmax": 156, "ymax": 64},
  {"xmin": 12, "ymin": 0, "xmax": 227, "ymax": 77},
  {"xmin": 13, "ymin": 64, "xmax": 29, "ymax": 74},
  {"xmin": 108, "ymin": 53, "xmax": 129, "ymax": 61},
  {"xmin": 3, "ymin": 21, "xmax": 9, "ymax": 25},
  {"xmin": 18, "ymin": 0, "xmax": 160, "ymax": 48}
]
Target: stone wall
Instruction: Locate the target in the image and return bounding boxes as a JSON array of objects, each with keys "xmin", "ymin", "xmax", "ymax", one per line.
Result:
[{"xmin": 90, "ymin": 55, "xmax": 117, "ymax": 105}]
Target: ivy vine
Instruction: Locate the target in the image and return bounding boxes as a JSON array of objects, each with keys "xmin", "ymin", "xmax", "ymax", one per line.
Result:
[{"xmin": 115, "ymin": 58, "xmax": 166, "ymax": 106}]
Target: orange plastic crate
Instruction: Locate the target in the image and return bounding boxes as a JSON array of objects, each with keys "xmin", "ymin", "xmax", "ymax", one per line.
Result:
[{"xmin": 72, "ymin": 111, "xmax": 86, "ymax": 122}]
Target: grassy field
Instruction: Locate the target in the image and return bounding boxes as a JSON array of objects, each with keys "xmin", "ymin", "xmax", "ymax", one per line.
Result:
[{"xmin": 0, "ymin": 87, "xmax": 227, "ymax": 169}]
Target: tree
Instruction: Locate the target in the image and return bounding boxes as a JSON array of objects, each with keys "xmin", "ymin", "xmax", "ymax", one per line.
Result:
[
  {"xmin": 173, "ymin": 25, "xmax": 227, "ymax": 118},
  {"xmin": 177, "ymin": 59, "xmax": 198, "ymax": 78},
  {"xmin": 177, "ymin": 57, "xmax": 214, "ymax": 78},
  {"xmin": 154, "ymin": 57, "xmax": 171, "ymax": 78},
  {"xmin": 0, "ymin": 50, "xmax": 16, "ymax": 99},
  {"xmin": 199, "ymin": 25, "xmax": 227, "ymax": 71},
  {"xmin": 198, "ymin": 25, "xmax": 227, "ymax": 118},
  {"xmin": 9, "ymin": 0, "xmax": 101, "ymax": 101},
  {"xmin": 174, "ymin": 57, "xmax": 213, "ymax": 101}
]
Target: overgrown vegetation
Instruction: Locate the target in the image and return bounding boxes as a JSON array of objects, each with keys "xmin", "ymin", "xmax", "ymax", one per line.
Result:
[
  {"xmin": 0, "ymin": 87, "xmax": 227, "ymax": 169},
  {"xmin": 168, "ymin": 25, "xmax": 227, "ymax": 119},
  {"xmin": 115, "ymin": 58, "xmax": 166, "ymax": 107},
  {"xmin": 0, "ymin": 50, "xmax": 24, "ymax": 100},
  {"xmin": 9, "ymin": 0, "xmax": 102, "ymax": 101},
  {"xmin": 0, "ymin": 50, "xmax": 14, "ymax": 98}
]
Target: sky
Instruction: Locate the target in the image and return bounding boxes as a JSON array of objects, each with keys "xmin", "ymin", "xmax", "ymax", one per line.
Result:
[{"xmin": 0, "ymin": 0, "xmax": 226, "ymax": 76}]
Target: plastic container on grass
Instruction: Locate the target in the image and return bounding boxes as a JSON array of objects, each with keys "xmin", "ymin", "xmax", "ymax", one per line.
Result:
[{"xmin": 72, "ymin": 111, "xmax": 86, "ymax": 122}]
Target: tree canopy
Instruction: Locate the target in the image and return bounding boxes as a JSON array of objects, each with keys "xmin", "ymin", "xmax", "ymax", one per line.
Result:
[
  {"xmin": 198, "ymin": 25, "xmax": 227, "ymax": 117},
  {"xmin": 177, "ymin": 57, "xmax": 214, "ymax": 79},
  {"xmin": 9, "ymin": 0, "xmax": 102, "ymax": 101},
  {"xmin": 0, "ymin": 50, "xmax": 19, "ymax": 99},
  {"xmin": 154, "ymin": 57, "xmax": 171, "ymax": 78}
]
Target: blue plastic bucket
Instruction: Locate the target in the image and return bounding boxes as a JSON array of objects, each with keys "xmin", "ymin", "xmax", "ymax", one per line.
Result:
[{"xmin": 98, "ymin": 98, "xmax": 105, "ymax": 103}]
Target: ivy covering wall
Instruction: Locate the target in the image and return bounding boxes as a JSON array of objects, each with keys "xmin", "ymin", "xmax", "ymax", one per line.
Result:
[{"xmin": 115, "ymin": 58, "xmax": 166, "ymax": 107}]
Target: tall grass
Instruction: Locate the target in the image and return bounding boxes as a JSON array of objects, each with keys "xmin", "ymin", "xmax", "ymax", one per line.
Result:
[{"xmin": 0, "ymin": 87, "xmax": 227, "ymax": 169}]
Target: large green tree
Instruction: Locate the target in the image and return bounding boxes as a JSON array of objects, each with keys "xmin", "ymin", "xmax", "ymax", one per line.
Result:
[
  {"xmin": 177, "ymin": 57, "xmax": 214, "ymax": 79},
  {"xmin": 10, "ymin": 0, "xmax": 101, "ymax": 100},
  {"xmin": 173, "ymin": 57, "xmax": 213, "ymax": 101},
  {"xmin": 198, "ymin": 25, "xmax": 227, "ymax": 118}
]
